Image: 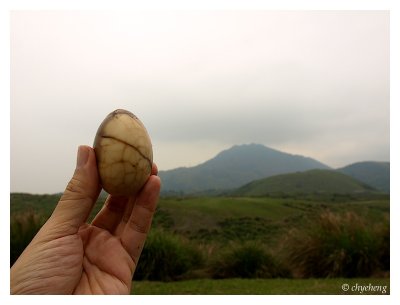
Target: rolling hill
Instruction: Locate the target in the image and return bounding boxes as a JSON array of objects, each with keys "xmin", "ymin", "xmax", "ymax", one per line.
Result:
[
  {"xmin": 232, "ymin": 169, "xmax": 377, "ymax": 197},
  {"xmin": 338, "ymin": 161, "xmax": 390, "ymax": 193},
  {"xmin": 159, "ymin": 144, "xmax": 330, "ymax": 194}
]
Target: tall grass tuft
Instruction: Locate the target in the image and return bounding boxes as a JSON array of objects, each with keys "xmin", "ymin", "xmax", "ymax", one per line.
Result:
[
  {"xmin": 210, "ymin": 242, "xmax": 290, "ymax": 279},
  {"xmin": 134, "ymin": 229, "xmax": 204, "ymax": 281},
  {"xmin": 379, "ymin": 215, "xmax": 390, "ymax": 271},
  {"xmin": 10, "ymin": 211, "xmax": 45, "ymax": 266},
  {"xmin": 284, "ymin": 210, "xmax": 388, "ymax": 278}
]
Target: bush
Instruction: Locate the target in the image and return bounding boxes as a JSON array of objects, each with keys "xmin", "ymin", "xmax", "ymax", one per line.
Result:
[
  {"xmin": 10, "ymin": 211, "xmax": 45, "ymax": 266},
  {"xmin": 379, "ymin": 216, "xmax": 390, "ymax": 271},
  {"xmin": 134, "ymin": 229, "xmax": 204, "ymax": 281},
  {"xmin": 210, "ymin": 242, "xmax": 290, "ymax": 279},
  {"xmin": 283, "ymin": 211, "xmax": 388, "ymax": 278}
]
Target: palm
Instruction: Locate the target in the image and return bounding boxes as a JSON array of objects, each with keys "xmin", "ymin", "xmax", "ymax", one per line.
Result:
[
  {"xmin": 11, "ymin": 149, "xmax": 160, "ymax": 295},
  {"xmin": 73, "ymin": 225, "xmax": 134, "ymax": 294},
  {"xmin": 11, "ymin": 180, "xmax": 159, "ymax": 295}
]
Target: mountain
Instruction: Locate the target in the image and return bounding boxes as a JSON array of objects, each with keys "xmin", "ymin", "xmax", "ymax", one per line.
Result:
[
  {"xmin": 232, "ymin": 169, "xmax": 377, "ymax": 197},
  {"xmin": 158, "ymin": 144, "xmax": 330, "ymax": 194},
  {"xmin": 338, "ymin": 161, "xmax": 390, "ymax": 193}
]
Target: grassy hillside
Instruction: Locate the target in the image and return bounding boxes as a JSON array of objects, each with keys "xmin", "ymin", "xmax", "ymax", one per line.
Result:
[
  {"xmin": 339, "ymin": 161, "xmax": 390, "ymax": 193},
  {"xmin": 232, "ymin": 169, "xmax": 377, "ymax": 197}
]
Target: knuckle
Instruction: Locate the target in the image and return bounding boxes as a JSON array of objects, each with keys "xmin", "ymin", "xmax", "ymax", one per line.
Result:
[{"xmin": 62, "ymin": 176, "xmax": 89, "ymax": 201}]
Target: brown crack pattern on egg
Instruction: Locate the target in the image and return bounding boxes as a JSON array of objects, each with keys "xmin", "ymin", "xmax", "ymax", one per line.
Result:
[{"xmin": 93, "ymin": 109, "xmax": 153, "ymax": 196}]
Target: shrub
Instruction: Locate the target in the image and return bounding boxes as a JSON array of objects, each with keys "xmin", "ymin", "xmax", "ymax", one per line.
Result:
[
  {"xmin": 10, "ymin": 211, "xmax": 45, "ymax": 266},
  {"xmin": 134, "ymin": 229, "xmax": 204, "ymax": 281},
  {"xmin": 283, "ymin": 211, "xmax": 388, "ymax": 278},
  {"xmin": 379, "ymin": 216, "xmax": 390, "ymax": 271},
  {"xmin": 151, "ymin": 207, "xmax": 174, "ymax": 230},
  {"xmin": 217, "ymin": 217, "xmax": 278, "ymax": 242},
  {"xmin": 210, "ymin": 242, "xmax": 290, "ymax": 279}
]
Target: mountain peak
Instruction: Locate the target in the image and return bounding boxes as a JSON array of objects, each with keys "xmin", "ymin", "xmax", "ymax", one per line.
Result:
[
  {"xmin": 211, "ymin": 143, "xmax": 280, "ymax": 160},
  {"xmin": 159, "ymin": 143, "xmax": 330, "ymax": 194},
  {"xmin": 223, "ymin": 143, "xmax": 280, "ymax": 153},
  {"xmin": 229, "ymin": 143, "xmax": 272, "ymax": 150}
]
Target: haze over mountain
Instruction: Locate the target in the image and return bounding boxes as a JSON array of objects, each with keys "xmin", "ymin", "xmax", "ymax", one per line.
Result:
[
  {"xmin": 159, "ymin": 144, "xmax": 330, "ymax": 194},
  {"xmin": 338, "ymin": 161, "xmax": 390, "ymax": 193},
  {"xmin": 232, "ymin": 169, "xmax": 377, "ymax": 197}
]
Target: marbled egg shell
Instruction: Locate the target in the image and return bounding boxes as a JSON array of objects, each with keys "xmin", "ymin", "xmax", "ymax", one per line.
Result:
[{"xmin": 93, "ymin": 109, "xmax": 153, "ymax": 196}]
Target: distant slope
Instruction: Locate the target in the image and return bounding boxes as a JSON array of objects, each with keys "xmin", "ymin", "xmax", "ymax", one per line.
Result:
[
  {"xmin": 338, "ymin": 162, "xmax": 390, "ymax": 193},
  {"xmin": 159, "ymin": 144, "xmax": 330, "ymax": 194},
  {"xmin": 232, "ymin": 169, "xmax": 376, "ymax": 197}
]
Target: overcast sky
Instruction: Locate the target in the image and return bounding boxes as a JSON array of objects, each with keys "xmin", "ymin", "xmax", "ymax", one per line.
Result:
[{"xmin": 10, "ymin": 10, "xmax": 389, "ymax": 194}]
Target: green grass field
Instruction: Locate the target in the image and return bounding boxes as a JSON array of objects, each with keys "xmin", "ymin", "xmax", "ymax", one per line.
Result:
[
  {"xmin": 11, "ymin": 193, "xmax": 389, "ymax": 231},
  {"xmin": 11, "ymin": 193, "xmax": 390, "ymax": 291},
  {"xmin": 131, "ymin": 278, "xmax": 390, "ymax": 295},
  {"xmin": 153, "ymin": 196, "xmax": 389, "ymax": 244}
]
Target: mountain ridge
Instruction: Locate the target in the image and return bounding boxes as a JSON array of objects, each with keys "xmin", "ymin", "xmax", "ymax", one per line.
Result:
[
  {"xmin": 159, "ymin": 143, "xmax": 330, "ymax": 194},
  {"xmin": 338, "ymin": 161, "xmax": 390, "ymax": 193}
]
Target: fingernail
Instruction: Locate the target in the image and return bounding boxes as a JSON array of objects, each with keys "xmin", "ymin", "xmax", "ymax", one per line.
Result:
[{"xmin": 76, "ymin": 146, "xmax": 89, "ymax": 169}]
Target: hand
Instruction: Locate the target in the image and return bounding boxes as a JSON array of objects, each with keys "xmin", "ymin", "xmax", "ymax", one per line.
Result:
[{"xmin": 10, "ymin": 146, "xmax": 161, "ymax": 294}]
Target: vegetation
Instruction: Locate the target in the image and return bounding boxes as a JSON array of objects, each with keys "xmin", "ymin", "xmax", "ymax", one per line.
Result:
[
  {"xmin": 10, "ymin": 192, "xmax": 390, "ymax": 294},
  {"xmin": 10, "ymin": 210, "xmax": 46, "ymax": 266},
  {"xmin": 134, "ymin": 229, "xmax": 204, "ymax": 281},
  {"xmin": 232, "ymin": 169, "xmax": 378, "ymax": 197},
  {"xmin": 10, "ymin": 145, "xmax": 390, "ymax": 293},
  {"xmin": 209, "ymin": 242, "xmax": 290, "ymax": 279},
  {"xmin": 132, "ymin": 278, "xmax": 390, "ymax": 295},
  {"xmin": 339, "ymin": 161, "xmax": 390, "ymax": 193},
  {"xmin": 10, "ymin": 145, "xmax": 390, "ymax": 294},
  {"xmin": 283, "ymin": 211, "xmax": 389, "ymax": 278}
]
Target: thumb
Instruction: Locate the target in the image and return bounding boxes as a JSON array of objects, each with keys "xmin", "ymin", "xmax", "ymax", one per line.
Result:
[{"xmin": 49, "ymin": 146, "xmax": 101, "ymax": 235}]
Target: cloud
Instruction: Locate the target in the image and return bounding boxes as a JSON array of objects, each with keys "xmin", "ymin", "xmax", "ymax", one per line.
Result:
[{"xmin": 10, "ymin": 10, "xmax": 389, "ymax": 192}]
